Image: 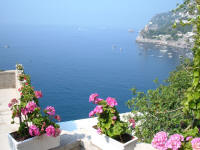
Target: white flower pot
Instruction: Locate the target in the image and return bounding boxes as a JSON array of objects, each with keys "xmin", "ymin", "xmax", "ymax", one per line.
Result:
[
  {"xmin": 8, "ymin": 133, "xmax": 60, "ymax": 150},
  {"xmin": 90, "ymin": 127, "xmax": 138, "ymax": 150},
  {"xmin": 17, "ymin": 70, "xmax": 23, "ymax": 75},
  {"xmin": 19, "ymin": 81, "xmax": 24, "ymax": 85}
]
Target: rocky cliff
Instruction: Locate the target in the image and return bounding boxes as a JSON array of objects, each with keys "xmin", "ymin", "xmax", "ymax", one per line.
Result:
[{"xmin": 136, "ymin": 10, "xmax": 194, "ymax": 49}]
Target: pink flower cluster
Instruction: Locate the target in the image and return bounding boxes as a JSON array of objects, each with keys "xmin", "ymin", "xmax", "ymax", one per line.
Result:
[
  {"xmin": 165, "ymin": 134, "xmax": 184, "ymax": 150},
  {"xmin": 45, "ymin": 125, "xmax": 61, "ymax": 137},
  {"xmin": 88, "ymin": 93, "xmax": 118, "ymax": 118},
  {"xmin": 29, "ymin": 124, "xmax": 60, "ymax": 137},
  {"xmin": 152, "ymin": 132, "xmax": 185, "ymax": 150},
  {"xmin": 129, "ymin": 118, "xmax": 135, "ymax": 128},
  {"xmin": 89, "ymin": 105, "xmax": 103, "ymax": 117},
  {"xmin": 21, "ymin": 101, "xmax": 38, "ymax": 115},
  {"xmin": 97, "ymin": 128, "xmax": 102, "ymax": 134},
  {"xmin": 191, "ymin": 138, "xmax": 200, "ymax": 150},
  {"xmin": 106, "ymin": 97, "xmax": 118, "ymax": 107},
  {"xmin": 186, "ymin": 136, "xmax": 193, "ymax": 141},
  {"xmin": 45, "ymin": 125, "xmax": 55, "ymax": 136},
  {"xmin": 35, "ymin": 91, "xmax": 43, "ymax": 99},
  {"xmin": 152, "ymin": 131, "xmax": 168, "ymax": 150},
  {"xmin": 89, "ymin": 93, "xmax": 103, "ymax": 104},
  {"xmin": 55, "ymin": 115, "xmax": 61, "ymax": 122},
  {"xmin": 8, "ymin": 98, "xmax": 18, "ymax": 108},
  {"xmin": 94, "ymin": 105, "xmax": 103, "ymax": 113},
  {"xmin": 29, "ymin": 125, "xmax": 40, "ymax": 136},
  {"xmin": 45, "ymin": 106, "xmax": 55, "ymax": 116},
  {"xmin": 26, "ymin": 101, "xmax": 38, "ymax": 113},
  {"xmin": 112, "ymin": 116, "xmax": 117, "ymax": 120},
  {"xmin": 18, "ymin": 87, "xmax": 22, "ymax": 92}
]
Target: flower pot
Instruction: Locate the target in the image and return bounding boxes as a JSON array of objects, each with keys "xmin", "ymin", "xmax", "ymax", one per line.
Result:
[
  {"xmin": 89, "ymin": 127, "xmax": 138, "ymax": 150},
  {"xmin": 17, "ymin": 70, "xmax": 23, "ymax": 75},
  {"xmin": 8, "ymin": 133, "xmax": 60, "ymax": 150},
  {"xmin": 19, "ymin": 81, "xmax": 24, "ymax": 85}
]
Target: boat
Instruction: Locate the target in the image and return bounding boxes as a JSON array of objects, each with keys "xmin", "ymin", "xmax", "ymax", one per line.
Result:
[
  {"xmin": 168, "ymin": 55, "xmax": 173, "ymax": 58},
  {"xmin": 128, "ymin": 29, "xmax": 134, "ymax": 33},
  {"xmin": 160, "ymin": 49, "xmax": 168, "ymax": 53},
  {"xmin": 112, "ymin": 45, "xmax": 116, "ymax": 49},
  {"xmin": 4, "ymin": 45, "xmax": 9, "ymax": 48}
]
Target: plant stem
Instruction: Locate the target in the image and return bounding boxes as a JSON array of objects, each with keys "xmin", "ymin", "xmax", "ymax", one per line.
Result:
[
  {"xmin": 119, "ymin": 135, "xmax": 123, "ymax": 143},
  {"xmin": 19, "ymin": 115, "xmax": 22, "ymax": 125}
]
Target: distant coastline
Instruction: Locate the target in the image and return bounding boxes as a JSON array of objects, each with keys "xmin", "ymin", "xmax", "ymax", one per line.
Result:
[
  {"xmin": 136, "ymin": 8, "xmax": 194, "ymax": 50},
  {"xmin": 136, "ymin": 35, "xmax": 191, "ymax": 49}
]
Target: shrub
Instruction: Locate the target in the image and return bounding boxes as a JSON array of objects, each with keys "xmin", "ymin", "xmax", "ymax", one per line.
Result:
[{"xmin": 127, "ymin": 61, "xmax": 193, "ymax": 143}]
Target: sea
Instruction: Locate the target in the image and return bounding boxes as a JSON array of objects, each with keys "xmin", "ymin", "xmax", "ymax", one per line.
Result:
[{"xmin": 0, "ymin": 25, "xmax": 188, "ymax": 121}]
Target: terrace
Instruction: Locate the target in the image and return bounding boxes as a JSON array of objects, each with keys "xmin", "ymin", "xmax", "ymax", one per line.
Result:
[{"xmin": 0, "ymin": 70, "xmax": 155, "ymax": 150}]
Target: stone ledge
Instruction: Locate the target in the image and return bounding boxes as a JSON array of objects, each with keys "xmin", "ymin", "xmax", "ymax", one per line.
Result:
[{"xmin": 0, "ymin": 70, "xmax": 16, "ymax": 89}]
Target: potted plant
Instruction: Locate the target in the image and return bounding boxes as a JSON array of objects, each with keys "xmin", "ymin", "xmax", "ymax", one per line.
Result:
[
  {"xmin": 16, "ymin": 64, "xmax": 24, "ymax": 74},
  {"xmin": 88, "ymin": 93, "xmax": 138, "ymax": 150},
  {"xmin": 8, "ymin": 64, "xmax": 61, "ymax": 150}
]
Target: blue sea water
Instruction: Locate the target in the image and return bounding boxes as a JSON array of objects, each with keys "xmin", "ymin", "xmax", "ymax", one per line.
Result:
[{"xmin": 0, "ymin": 25, "xmax": 182, "ymax": 121}]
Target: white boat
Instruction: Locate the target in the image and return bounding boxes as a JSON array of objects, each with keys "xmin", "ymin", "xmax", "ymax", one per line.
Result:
[
  {"xmin": 4, "ymin": 45, "xmax": 9, "ymax": 48},
  {"xmin": 168, "ymin": 55, "xmax": 173, "ymax": 58},
  {"xmin": 112, "ymin": 45, "xmax": 116, "ymax": 49},
  {"xmin": 128, "ymin": 29, "xmax": 134, "ymax": 33},
  {"xmin": 160, "ymin": 49, "xmax": 168, "ymax": 53}
]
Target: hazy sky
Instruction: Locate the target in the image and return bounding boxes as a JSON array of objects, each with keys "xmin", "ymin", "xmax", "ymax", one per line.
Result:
[{"xmin": 0, "ymin": 0, "xmax": 183, "ymax": 29}]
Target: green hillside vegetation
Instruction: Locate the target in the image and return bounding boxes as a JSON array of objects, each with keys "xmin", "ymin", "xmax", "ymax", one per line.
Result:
[{"xmin": 140, "ymin": 11, "xmax": 193, "ymax": 41}]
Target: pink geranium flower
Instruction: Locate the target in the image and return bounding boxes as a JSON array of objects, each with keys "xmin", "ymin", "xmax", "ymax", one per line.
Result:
[
  {"xmin": 95, "ymin": 98, "xmax": 103, "ymax": 104},
  {"xmin": 45, "ymin": 106, "xmax": 55, "ymax": 116},
  {"xmin": 94, "ymin": 105, "xmax": 103, "ymax": 114},
  {"xmin": 26, "ymin": 101, "xmax": 37, "ymax": 113},
  {"xmin": 46, "ymin": 125, "xmax": 55, "ymax": 137},
  {"xmin": 106, "ymin": 97, "xmax": 118, "ymax": 107},
  {"xmin": 152, "ymin": 131, "xmax": 168, "ymax": 150},
  {"xmin": 55, "ymin": 115, "xmax": 61, "ymax": 122},
  {"xmin": 11, "ymin": 98, "xmax": 18, "ymax": 104},
  {"xmin": 112, "ymin": 116, "xmax": 117, "ymax": 120},
  {"xmin": 8, "ymin": 103, "xmax": 12, "ymax": 108},
  {"xmin": 41, "ymin": 122, "xmax": 46, "ymax": 132},
  {"xmin": 129, "ymin": 118, "xmax": 136, "ymax": 128},
  {"xmin": 97, "ymin": 128, "xmax": 102, "ymax": 134},
  {"xmin": 165, "ymin": 134, "xmax": 184, "ymax": 150},
  {"xmin": 35, "ymin": 91, "xmax": 43, "ymax": 99},
  {"xmin": 8, "ymin": 98, "xmax": 18, "ymax": 108},
  {"xmin": 21, "ymin": 108, "xmax": 28, "ymax": 115},
  {"xmin": 54, "ymin": 128, "xmax": 61, "ymax": 137},
  {"xmin": 89, "ymin": 110, "xmax": 95, "ymax": 117},
  {"xmin": 186, "ymin": 136, "xmax": 193, "ymax": 141},
  {"xmin": 89, "ymin": 93, "xmax": 102, "ymax": 104},
  {"xmin": 191, "ymin": 138, "xmax": 200, "ymax": 150},
  {"xmin": 29, "ymin": 125, "xmax": 40, "ymax": 136}
]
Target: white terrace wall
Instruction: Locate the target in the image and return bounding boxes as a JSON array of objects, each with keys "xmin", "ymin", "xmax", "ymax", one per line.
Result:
[{"xmin": 0, "ymin": 70, "xmax": 16, "ymax": 89}]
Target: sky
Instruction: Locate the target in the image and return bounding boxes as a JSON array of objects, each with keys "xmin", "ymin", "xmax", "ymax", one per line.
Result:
[{"xmin": 0, "ymin": 0, "xmax": 183, "ymax": 29}]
